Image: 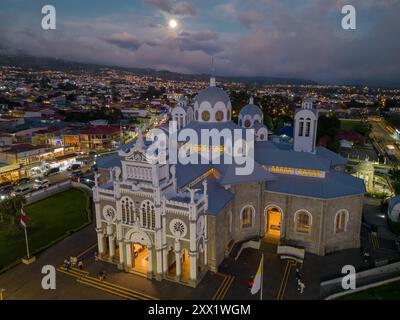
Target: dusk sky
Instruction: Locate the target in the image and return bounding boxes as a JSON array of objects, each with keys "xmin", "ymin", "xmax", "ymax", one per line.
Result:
[{"xmin": 1, "ymin": 0, "xmax": 399, "ymax": 86}]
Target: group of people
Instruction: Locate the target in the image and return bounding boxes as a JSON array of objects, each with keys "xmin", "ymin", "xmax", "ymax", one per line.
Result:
[{"xmin": 63, "ymin": 257, "xmax": 84, "ymax": 271}]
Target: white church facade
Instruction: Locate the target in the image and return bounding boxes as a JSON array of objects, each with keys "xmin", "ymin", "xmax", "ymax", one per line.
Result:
[{"xmin": 93, "ymin": 78, "xmax": 365, "ymax": 287}]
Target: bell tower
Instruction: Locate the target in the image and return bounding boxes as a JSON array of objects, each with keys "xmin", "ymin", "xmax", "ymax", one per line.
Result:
[{"xmin": 293, "ymin": 99, "xmax": 318, "ymax": 154}]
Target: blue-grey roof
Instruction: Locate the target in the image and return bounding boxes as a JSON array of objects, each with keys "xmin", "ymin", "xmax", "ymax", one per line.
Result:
[
  {"xmin": 176, "ymin": 163, "xmax": 211, "ymax": 189},
  {"xmin": 195, "ymin": 86, "xmax": 230, "ymax": 107},
  {"xmin": 214, "ymin": 162, "xmax": 275, "ymax": 185},
  {"xmin": 239, "ymin": 104, "xmax": 263, "ymax": 117},
  {"xmin": 267, "ymin": 171, "xmax": 365, "ymax": 199},
  {"xmin": 193, "ymin": 175, "xmax": 234, "ymax": 215},
  {"xmin": 96, "ymin": 153, "xmax": 121, "ymax": 168},
  {"xmin": 316, "ymin": 146, "xmax": 347, "ymax": 166},
  {"xmin": 255, "ymin": 141, "xmax": 332, "ymax": 171}
]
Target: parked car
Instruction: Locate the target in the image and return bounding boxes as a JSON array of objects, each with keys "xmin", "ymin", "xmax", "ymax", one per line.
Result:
[
  {"xmin": 0, "ymin": 185, "xmax": 14, "ymax": 199},
  {"xmin": 67, "ymin": 164, "xmax": 81, "ymax": 171},
  {"xmin": 14, "ymin": 177, "xmax": 31, "ymax": 186},
  {"xmin": 33, "ymin": 179, "xmax": 50, "ymax": 190},
  {"xmin": 0, "ymin": 181, "xmax": 13, "ymax": 191},
  {"xmin": 44, "ymin": 167, "xmax": 60, "ymax": 177},
  {"xmin": 12, "ymin": 185, "xmax": 33, "ymax": 197}
]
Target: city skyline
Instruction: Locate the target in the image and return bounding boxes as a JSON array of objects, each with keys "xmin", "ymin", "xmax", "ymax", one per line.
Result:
[{"xmin": 1, "ymin": 0, "xmax": 400, "ymax": 87}]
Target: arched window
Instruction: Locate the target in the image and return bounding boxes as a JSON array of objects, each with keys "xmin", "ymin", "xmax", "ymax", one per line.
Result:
[
  {"xmin": 241, "ymin": 206, "xmax": 254, "ymax": 228},
  {"xmin": 298, "ymin": 118, "xmax": 304, "ymax": 136},
  {"xmin": 121, "ymin": 197, "xmax": 135, "ymax": 224},
  {"xmin": 335, "ymin": 210, "xmax": 348, "ymax": 233},
  {"xmin": 201, "ymin": 110, "xmax": 210, "ymax": 121},
  {"xmin": 305, "ymin": 118, "xmax": 311, "ymax": 137},
  {"xmin": 295, "ymin": 210, "xmax": 312, "ymax": 234},
  {"xmin": 141, "ymin": 200, "xmax": 155, "ymax": 229},
  {"xmin": 254, "ymin": 119, "xmax": 260, "ymax": 125},
  {"xmin": 215, "ymin": 110, "xmax": 224, "ymax": 121},
  {"xmin": 244, "ymin": 119, "xmax": 251, "ymax": 128},
  {"xmin": 195, "ymin": 110, "xmax": 199, "ymax": 120}
]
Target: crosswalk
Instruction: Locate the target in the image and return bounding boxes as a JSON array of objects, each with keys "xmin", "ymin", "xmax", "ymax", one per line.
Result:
[
  {"xmin": 212, "ymin": 272, "xmax": 235, "ymax": 300},
  {"xmin": 276, "ymin": 260, "xmax": 296, "ymax": 300},
  {"xmin": 57, "ymin": 266, "xmax": 158, "ymax": 300}
]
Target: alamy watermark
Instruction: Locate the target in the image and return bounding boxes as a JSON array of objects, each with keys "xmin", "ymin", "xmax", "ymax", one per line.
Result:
[{"xmin": 144, "ymin": 121, "xmax": 255, "ymax": 176}]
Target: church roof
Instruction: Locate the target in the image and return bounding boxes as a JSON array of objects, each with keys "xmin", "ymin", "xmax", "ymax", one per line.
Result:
[
  {"xmin": 195, "ymin": 86, "xmax": 230, "ymax": 107},
  {"xmin": 267, "ymin": 170, "xmax": 365, "ymax": 199},
  {"xmin": 239, "ymin": 103, "xmax": 263, "ymax": 117}
]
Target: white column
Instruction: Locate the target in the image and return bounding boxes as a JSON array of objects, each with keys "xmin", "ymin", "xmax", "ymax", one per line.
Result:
[
  {"xmin": 174, "ymin": 239, "xmax": 181, "ymax": 278},
  {"xmin": 126, "ymin": 243, "xmax": 132, "ymax": 267},
  {"xmin": 162, "ymin": 248, "xmax": 168, "ymax": 273},
  {"xmin": 119, "ymin": 240, "xmax": 125, "ymax": 264},
  {"xmin": 97, "ymin": 231, "xmax": 106, "ymax": 255},
  {"xmin": 109, "ymin": 236, "xmax": 115, "ymax": 258},
  {"xmin": 147, "ymin": 246, "xmax": 153, "ymax": 274},
  {"xmin": 175, "ymin": 250, "xmax": 182, "ymax": 277},
  {"xmin": 189, "ymin": 252, "xmax": 197, "ymax": 281}
]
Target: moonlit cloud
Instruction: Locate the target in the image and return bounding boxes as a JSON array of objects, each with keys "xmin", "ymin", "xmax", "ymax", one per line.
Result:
[{"xmin": 0, "ymin": 0, "xmax": 399, "ymax": 86}]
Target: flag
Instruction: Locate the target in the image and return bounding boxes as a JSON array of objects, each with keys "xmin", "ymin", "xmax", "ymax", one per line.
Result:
[
  {"xmin": 251, "ymin": 255, "xmax": 263, "ymax": 295},
  {"xmin": 20, "ymin": 208, "xmax": 26, "ymax": 228}
]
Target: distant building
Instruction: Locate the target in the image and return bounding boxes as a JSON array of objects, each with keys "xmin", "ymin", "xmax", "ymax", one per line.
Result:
[{"xmin": 79, "ymin": 125, "xmax": 121, "ymax": 152}]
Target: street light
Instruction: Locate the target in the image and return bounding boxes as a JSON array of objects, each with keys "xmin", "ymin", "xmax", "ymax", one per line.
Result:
[{"xmin": 0, "ymin": 288, "xmax": 5, "ymax": 300}]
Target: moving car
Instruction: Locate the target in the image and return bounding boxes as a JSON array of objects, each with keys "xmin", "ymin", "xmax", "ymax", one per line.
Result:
[
  {"xmin": 14, "ymin": 177, "xmax": 31, "ymax": 186},
  {"xmin": 67, "ymin": 164, "xmax": 81, "ymax": 171},
  {"xmin": 33, "ymin": 179, "xmax": 50, "ymax": 190},
  {"xmin": 69, "ymin": 170, "xmax": 83, "ymax": 182},
  {"xmin": 44, "ymin": 167, "xmax": 60, "ymax": 177},
  {"xmin": 12, "ymin": 185, "xmax": 33, "ymax": 197},
  {"xmin": 0, "ymin": 185, "xmax": 14, "ymax": 200}
]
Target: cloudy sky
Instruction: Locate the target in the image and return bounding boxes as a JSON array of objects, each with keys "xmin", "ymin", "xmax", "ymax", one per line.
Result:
[{"xmin": 1, "ymin": 0, "xmax": 399, "ymax": 86}]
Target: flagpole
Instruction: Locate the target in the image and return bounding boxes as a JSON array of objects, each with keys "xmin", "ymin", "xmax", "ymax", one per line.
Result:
[
  {"xmin": 260, "ymin": 254, "xmax": 264, "ymax": 300},
  {"xmin": 24, "ymin": 226, "xmax": 30, "ymax": 259}
]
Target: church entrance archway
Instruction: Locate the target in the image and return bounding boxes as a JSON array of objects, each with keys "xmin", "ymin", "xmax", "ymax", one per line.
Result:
[{"xmin": 265, "ymin": 206, "xmax": 282, "ymax": 239}]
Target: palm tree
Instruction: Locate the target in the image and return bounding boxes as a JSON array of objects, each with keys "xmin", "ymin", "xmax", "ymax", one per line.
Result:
[{"xmin": 0, "ymin": 195, "xmax": 26, "ymax": 225}]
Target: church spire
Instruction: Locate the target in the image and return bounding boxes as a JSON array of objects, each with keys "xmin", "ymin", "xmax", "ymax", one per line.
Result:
[{"xmin": 210, "ymin": 56, "xmax": 216, "ymax": 87}]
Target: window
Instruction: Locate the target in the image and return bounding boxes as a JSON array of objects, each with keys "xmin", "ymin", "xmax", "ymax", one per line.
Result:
[
  {"xmin": 335, "ymin": 210, "xmax": 348, "ymax": 233},
  {"xmin": 195, "ymin": 110, "xmax": 199, "ymax": 120},
  {"xmin": 141, "ymin": 200, "xmax": 155, "ymax": 229},
  {"xmin": 298, "ymin": 118, "xmax": 304, "ymax": 136},
  {"xmin": 241, "ymin": 206, "xmax": 254, "ymax": 228},
  {"xmin": 295, "ymin": 210, "xmax": 312, "ymax": 234},
  {"xmin": 202, "ymin": 111, "xmax": 210, "ymax": 121},
  {"xmin": 305, "ymin": 118, "xmax": 311, "ymax": 137},
  {"xmin": 227, "ymin": 110, "xmax": 231, "ymax": 120},
  {"xmin": 215, "ymin": 110, "xmax": 224, "ymax": 121},
  {"xmin": 244, "ymin": 119, "xmax": 251, "ymax": 128},
  {"xmin": 121, "ymin": 197, "xmax": 135, "ymax": 224}
]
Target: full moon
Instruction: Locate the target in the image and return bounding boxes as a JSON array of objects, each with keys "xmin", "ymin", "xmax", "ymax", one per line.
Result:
[{"xmin": 169, "ymin": 19, "xmax": 178, "ymax": 29}]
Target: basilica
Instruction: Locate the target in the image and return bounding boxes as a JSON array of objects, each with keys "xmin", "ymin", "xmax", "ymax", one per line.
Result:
[{"xmin": 93, "ymin": 77, "xmax": 365, "ymax": 287}]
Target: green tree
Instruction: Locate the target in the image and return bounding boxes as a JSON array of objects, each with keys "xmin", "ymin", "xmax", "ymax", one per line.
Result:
[{"xmin": 0, "ymin": 196, "xmax": 26, "ymax": 225}]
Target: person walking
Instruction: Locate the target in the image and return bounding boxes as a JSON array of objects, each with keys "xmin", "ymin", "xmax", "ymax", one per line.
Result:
[
  {"xmin": 78, "ymin": 260, "xmax": 83, "ymax": 270},
  {"xmin": 298, "ymin": 279, "xmax": 306, "ymax": 294},
  {"xmin": 247, "ymin": 276, "xmax": 254, "ymax": 290},
  {"xmin": 66, "ymin": 258, "xmax": 71, "ymax": 272}
]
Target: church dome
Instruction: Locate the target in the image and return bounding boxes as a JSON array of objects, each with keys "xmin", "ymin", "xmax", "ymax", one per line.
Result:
[
  {"xmin": 239, "ymin": 103, "xmax": 263, "ymax": 118},
  {"xmin": 194, "ymin": 86, "xmax": 230, "ymax": 109},
  {"xmin": 193, "ymin": 78, "xmax": 232, "ymax": 122}
]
